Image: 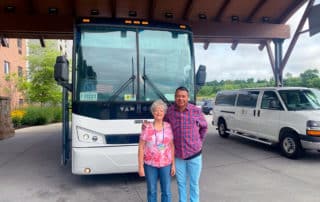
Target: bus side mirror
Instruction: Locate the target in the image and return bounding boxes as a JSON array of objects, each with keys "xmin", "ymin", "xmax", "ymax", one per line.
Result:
[
  {"xmin": 195, "ymin": 65, "xmax": 206, "ymax": 93},
  {"xmin": 196, "ymin": 65, "xmax": 206, "ymax": 86},
  {"xmin": 54, "ymin": 56, "xmax": 72, "ymax": 91}
]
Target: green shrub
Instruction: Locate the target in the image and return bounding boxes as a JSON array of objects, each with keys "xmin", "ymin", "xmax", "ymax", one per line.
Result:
[
  {"xmin": 20, "ymin": 105, "xmax": 62, "ymax": 126},
  {"xmin": 12, "ymin": 116, "xmax": 22, "ymax": 128},
  {"xmin": 21, "ymin": 107, "xmax": 47, "ymax": 126}
]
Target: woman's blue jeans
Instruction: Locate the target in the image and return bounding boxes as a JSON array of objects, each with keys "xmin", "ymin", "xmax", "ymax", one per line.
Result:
[{"xmin": 144, "ymin": 164, "xmax": 172, "ymax": 202}]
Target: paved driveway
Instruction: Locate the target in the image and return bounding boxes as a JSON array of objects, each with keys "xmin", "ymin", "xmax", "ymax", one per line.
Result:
[{"xmin": 1, "ymin": 118, "xmax": 320, "ymax": 202}]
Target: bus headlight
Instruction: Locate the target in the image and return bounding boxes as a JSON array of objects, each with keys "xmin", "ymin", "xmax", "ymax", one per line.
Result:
[
  {"xmin": 76, "ymin": 126, "xmax": 105, "ymax": 144},
  {"xmin": 306, "ymin": 120, "xmax": 320, "ymax": 136},
  {"xmin": 83, "ymin": 134, "xmax": 90, "ymax": 140}
]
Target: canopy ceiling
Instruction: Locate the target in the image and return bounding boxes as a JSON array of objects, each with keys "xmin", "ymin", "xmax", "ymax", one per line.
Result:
[{"xmin": 0, "ymin": 0, "xmax": 308, "ymax": 44}]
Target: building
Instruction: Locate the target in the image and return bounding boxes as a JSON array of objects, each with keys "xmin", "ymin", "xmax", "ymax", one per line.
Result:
[
  {"xmin": 57, "ymin": 39, "xmax": 73, "ymax": 59},
  {"xmin": 0, "ymin": 38, "xmax": 27, "ymax": 109}
]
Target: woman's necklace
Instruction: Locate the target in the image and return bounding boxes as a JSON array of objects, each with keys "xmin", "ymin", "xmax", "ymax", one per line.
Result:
[{"xmin": 153, "ymin": 122, "xmax": 164, "ymax": 148}]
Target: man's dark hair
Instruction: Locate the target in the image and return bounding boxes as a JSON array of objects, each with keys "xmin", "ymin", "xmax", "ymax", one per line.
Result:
[{"xmin": 175, "ymin": 86, "xmax": 189, "ymax": 94}]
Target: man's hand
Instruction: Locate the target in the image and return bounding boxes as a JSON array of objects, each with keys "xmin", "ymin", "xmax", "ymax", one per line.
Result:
[
  {"xmin": 171, "ymin": 164, "xmax": 176, "ymax": 176},
  {"xmin": 141, "ymin": 120, "xmax": 149, "ymax": 130}
]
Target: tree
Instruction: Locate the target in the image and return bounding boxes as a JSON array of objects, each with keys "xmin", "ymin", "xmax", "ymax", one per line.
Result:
[
  {"xmin": 27, "ymin": 40, "xmax": 62, "ymax": 106},
  {"xmin": 300, "ymin": 69, "xmax": 319, "ymax": 87},
  {"xmin": 2, "ymin": 73, "xmax": 29, "ymax": 109},
  {"xmin": 196, "ymin": 69, "xmax": 320, "ymax": 99}
]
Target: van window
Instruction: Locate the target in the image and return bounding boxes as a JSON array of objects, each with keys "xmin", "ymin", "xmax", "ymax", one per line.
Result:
[
  {"xmin": 215, "ymin": 92, "xmax": 237, "ymax": 106},
  {"xmin": 236, "ymin": 91, "xmax": 259, "ymax": 108},
  {"xmin": 279, "ymin": 89, "xmax": 320, "ymax": 111},
  {"xmin": 261, "ymin": 91, "xmax": 283, "ymax": 110}
]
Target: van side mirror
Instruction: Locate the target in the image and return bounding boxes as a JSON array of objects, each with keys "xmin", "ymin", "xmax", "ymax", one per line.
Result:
[
  {"xmin": 195, "ymin": 65, "xmax": 206, "ymax": 92},
  {"xmin": 54, "ymin": 56, "xmax": 72, "ymax": 91}
]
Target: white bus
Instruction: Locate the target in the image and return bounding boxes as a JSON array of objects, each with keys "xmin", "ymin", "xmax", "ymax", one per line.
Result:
[{"xmin": 54, "ymin": 18, "xmax": 206, "ymax": 174}]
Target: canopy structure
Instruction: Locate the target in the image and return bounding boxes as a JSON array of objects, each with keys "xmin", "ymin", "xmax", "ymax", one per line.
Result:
[
  {"xmin": 0, "ymin": 0, "xmax": 314, "ymax": 85},
  {"xmin": 0, "ymin": 0, "xmax": 307, "ymax": 41}
]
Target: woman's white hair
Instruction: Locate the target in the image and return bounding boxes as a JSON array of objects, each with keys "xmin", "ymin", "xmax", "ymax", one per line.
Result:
[{"xmin": 150, "ymin": 99, "xmax": 168, "ymax": 114}]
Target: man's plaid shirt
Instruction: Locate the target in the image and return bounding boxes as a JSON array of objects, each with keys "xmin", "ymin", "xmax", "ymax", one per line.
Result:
[{"xmin": 165, "ymin": 103, "xmax": 208, "ymax": 159}]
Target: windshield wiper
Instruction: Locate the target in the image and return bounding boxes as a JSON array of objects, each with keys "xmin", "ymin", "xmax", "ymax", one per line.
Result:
[
  {"xmin": 109, "ymin": 58, "xmax": 136, "ymax": 102},
  {"xmin": 143, "ymin": 57, "xmax": 169, "ymax": 104}
]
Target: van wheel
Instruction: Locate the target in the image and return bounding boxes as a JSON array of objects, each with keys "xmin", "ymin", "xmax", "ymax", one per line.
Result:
[
  {"xmin": 280, "ymin": 132, "xmax": 302, "ymax": 159},
  {"xmin": 218, "ymin": 120, "xmax": 229, "ymax": 138}
]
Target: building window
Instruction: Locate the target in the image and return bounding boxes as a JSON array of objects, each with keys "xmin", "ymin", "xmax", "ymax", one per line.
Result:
[
  {"xmin": 18, "ymin": 66, "xmax": 23, "ymax": 77},
  {"xmin": 17, "ymin": 39, "xmax": 22, "ymax": 48},
  {"xmin": 1, "ymin": 38, "xmax": 9, "ymax": 47},
  {"xmin": 4, "ymin": 61, "xmax": 10, "ymax": 74},
  {"xmin": 17, "ymin": 39, "xmax": 22, "ymax": 54}
]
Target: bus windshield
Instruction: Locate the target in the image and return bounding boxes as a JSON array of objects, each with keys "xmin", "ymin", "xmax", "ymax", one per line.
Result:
[
  {"xmin": 75, "ymin": 25, "xmax": 195, "ymax": 103},
  {"xmin": 279, "ymin": 89, "xmax": 320, "ymax": 111}
]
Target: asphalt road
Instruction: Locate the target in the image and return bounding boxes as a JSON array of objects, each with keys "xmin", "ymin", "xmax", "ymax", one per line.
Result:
[{"xmin": 1, "ymin": 116, "xmax": 320, "ymax": 202}]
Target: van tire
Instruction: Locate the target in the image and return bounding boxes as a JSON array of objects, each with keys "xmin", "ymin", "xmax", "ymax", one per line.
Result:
[
  {"xmin": 279, "ymin": 132, "xmax": 302, "ymax": 159},
  {"xmin": 218, "ymin": 120, "xmax": 229, "ymax": 138}
]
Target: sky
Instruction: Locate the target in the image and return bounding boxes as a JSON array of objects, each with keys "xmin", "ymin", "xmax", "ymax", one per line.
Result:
[{"xmin": 194, "ymin": 0, "xmax": 320, "ymax": 82}]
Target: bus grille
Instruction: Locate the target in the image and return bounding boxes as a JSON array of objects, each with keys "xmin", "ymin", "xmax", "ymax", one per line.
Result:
[{"xmin": 105, "ymin": 134, "xmax": 140, "ymax": 144}]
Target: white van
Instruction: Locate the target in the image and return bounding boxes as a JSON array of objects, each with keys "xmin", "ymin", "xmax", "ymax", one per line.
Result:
[{"xmin": 212, "ymin": 87, "xmax": 320, "ymax": 159}]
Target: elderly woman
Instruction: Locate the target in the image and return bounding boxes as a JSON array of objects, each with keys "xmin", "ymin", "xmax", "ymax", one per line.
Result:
[{"xmin": 138, "ymin": 99, "xmax": 175, "ymax": 202}]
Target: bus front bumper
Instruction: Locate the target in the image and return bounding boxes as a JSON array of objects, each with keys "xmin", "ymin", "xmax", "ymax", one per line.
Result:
[{"xmin": 72, "ymin": 146, "xmax": 138, "ymax": 175}]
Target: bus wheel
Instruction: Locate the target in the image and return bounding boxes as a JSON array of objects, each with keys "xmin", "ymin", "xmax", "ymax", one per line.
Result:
[
  {"xmin": 280, "ymin": 132, "xmax": 302, "ymax": 159},
  {"xmin": 218, "ymin": 120, "xmax": 229, "ymax": 138}
]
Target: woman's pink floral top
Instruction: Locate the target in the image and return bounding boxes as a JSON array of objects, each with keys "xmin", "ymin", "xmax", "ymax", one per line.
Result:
[{"xmin": 140, "ymin": 122, "xmax": 173, "ymax": 168}]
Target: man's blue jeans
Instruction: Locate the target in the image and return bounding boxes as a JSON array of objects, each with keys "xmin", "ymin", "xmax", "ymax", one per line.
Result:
[
  {"xmin": 144, "ymin": 164, "xmax": 172, "ymax": 202},
  {"xmin": 175, "ymin": 154, "xmax": 202, "ymax": 202}
]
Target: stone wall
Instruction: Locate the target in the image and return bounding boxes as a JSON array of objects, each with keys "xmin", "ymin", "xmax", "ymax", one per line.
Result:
[{"xmin": 0, "ymin": 97, "xmax": 15, "ymax": 140}]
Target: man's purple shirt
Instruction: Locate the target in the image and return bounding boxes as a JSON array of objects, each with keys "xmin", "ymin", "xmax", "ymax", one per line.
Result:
[{"xmin": 165, "ymin": 103, "xmax": 208, "ymax": 159}]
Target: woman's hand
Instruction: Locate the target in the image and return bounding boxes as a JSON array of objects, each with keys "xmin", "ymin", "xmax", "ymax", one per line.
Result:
[
  {"xmin": 171, "ymin": 164, "xmax": 176, "ymax": 176},
  {"xmin": 138, "ymin": 166, "xmax": 145, "ymax": 177}
]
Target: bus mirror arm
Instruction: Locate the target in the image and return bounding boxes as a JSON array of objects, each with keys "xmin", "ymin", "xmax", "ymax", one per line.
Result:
[{"xmin": 61, "ymin": 83, "xmax": 72, "ymax": 91}]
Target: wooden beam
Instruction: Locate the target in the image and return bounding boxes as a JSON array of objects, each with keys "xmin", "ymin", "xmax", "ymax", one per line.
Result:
[
  {"xmin": 0, "ymin": 15, "xmax": 73, "ymax": 39},
  {"xmin": 231, "ymin": 41, "xmax": 238, "ymax": 50},
  {"xmin": 277, "ymin": 0, "xmax": 308, "ymax": 23},
  {"xmin": 148, "ymin": 0, "xmax": 156, "ymax": 20},
  {"xmin": 27, "ymin": 0, "xmax": 35, "ymax": 15},
  {"xmin": 111, "ymin": 0, "xmax": 117, "ymax": 18},
  {"xmin": 214, "ymin": 0, "xmax": 231, "ymax": 22},
  {"xmin": 183, "ymin": 0, "xmax": 194, "ymax": 20},
  {"xmin": 40, "ymin": 38, "xmax": 45, "ymax": 47},
  {"xmin": 258, "ymin": 42, "xmax": 265, "ymax": 51},
  {"xmin": 203, "ymin": 41, "xmax": 209, "ymax": 50},
  {"xmin": 190, "ymin": 21, "xmax": 290, "ymax": 40},
  {"xmin": 69, "ymin": 0, "xmax": 76, "ymax": 17},
  {"xmin": 246, "ymin": 0, "xmax": 267, "ymax": 23}
]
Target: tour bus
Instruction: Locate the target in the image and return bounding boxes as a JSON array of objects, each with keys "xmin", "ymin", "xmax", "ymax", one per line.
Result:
[
  {"xmin": 212, "ymin": 87, "xmax": 320, "ymax": 159},
  {"xmin": 54, "ymin": 18, "xmax": 206, "ymax": 174}
]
